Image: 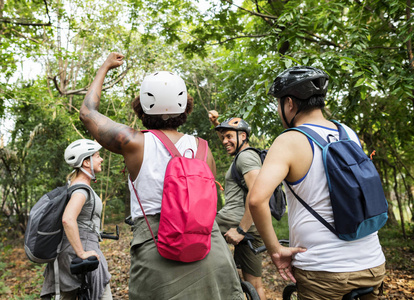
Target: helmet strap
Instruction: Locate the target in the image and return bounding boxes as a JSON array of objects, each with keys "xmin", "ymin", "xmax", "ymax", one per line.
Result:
[
  {"xmin": 281, "ymin": 97, "xmax": 301, "ymax": 128},
  {"xmin": 280, "ymin": 98, "xmax": 291, "ymax": 128},
  {"xmin": 288, "ymin": 108, "xmax": 302, "ymax": 128},
  {"xmin": 234, "ymin": 131, "xmax": 247, "ymax": 155},
  {"xmin": 80, "ymin": 155, "xmax": 97, "ymax": 182}
]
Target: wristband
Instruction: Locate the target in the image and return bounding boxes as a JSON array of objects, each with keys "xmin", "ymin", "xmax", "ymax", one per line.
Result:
[{"xmin": 237, "ymin": 226, "xmax": 247, "ymax": 235}]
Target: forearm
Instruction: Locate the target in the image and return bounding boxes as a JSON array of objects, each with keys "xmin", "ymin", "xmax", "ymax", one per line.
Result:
[
  {"xmin": 250, "ymin": 199, "xmax": 281, "ymax": 254},
  {"xmin": 81, "ymin": 65, "xmax": 110, "ymax": 114}
]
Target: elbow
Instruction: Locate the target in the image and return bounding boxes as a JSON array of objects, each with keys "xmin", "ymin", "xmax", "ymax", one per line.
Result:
[
  {"xmin": 249, "ymin": 195, "xmax": 260, "ymax": 213},
  {"xmin": 62, "ymin": 215, "xmax": 76, "ymax": 229},
  {"xmin": 79, "ymin": 106, "xmax": 87, "ymax": 124}
]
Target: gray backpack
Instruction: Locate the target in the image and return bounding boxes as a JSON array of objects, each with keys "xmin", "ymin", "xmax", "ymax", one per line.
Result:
[{"xmin": 24, "ymin": 183, "xmax": 95, "ymax": 263}]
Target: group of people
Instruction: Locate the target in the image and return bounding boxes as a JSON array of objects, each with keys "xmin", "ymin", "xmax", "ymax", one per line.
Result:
[{"xmin": 41, "ymin": 52, "xmax": 386, "ymax": 300}]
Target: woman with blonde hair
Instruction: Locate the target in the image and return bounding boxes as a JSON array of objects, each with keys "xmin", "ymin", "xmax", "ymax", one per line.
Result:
[{"xmin": 41, "ymin": 139, "xmax": 112, "ymax": 300}]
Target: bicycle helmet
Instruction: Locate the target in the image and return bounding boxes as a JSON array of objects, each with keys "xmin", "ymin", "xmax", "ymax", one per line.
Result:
[
  {"xmin": 140, "ymin": 71, "xmax": 187, "ymax": 115},
  {"xmin": 65, "ymin": 139, "xmax": 102, "ymax": 181},
  {"xmin": 268, "ymin": 66, "xmax": 329, "ymax": 100},
  {"xmin": 215, "ymin": 118, "xmax": 251, "ymax": 155},
  {"xmin": 65, "ymin": 139, "xmax": 102, "ymax": 168},
  {"xmin": 215, "ymin": 117, "xmax": 251, "ymax": 136}
]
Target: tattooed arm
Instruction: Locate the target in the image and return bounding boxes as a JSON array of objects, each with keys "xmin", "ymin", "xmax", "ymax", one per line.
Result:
[{"xmin": 80, "ymin": 53, "xmax": 144, "ymax": 179}]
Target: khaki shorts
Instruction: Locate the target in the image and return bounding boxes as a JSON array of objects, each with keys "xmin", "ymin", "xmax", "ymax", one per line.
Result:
[{"xmin": 293, "ymin": 262, "xmax": 386, "ymax": 300}]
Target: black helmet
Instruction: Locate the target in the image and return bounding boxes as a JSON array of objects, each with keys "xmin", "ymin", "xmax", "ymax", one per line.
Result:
[
  {"xmin": 268, "ymin": 66, "xmax": 329, "ymax": 100},
  {"xmin": 215, "ymin": 117, "xmax": 251, "ymax": 136}
]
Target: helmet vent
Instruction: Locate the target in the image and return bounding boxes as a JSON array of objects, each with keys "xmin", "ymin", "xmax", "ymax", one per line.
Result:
[
  {"xmin": 178, "ymin": 91, "xmax": 184, "ymax": 95},
  {"xmin": 311, "ymin": 79, "xmax": 320, "ymax": 88},
  {"xmin": 150, "ymin": 104, "xmax": 155, "ymax": 108},
  {"xmin": 147, "ymin": 92, "xmax": 154, "ymax": 97}
]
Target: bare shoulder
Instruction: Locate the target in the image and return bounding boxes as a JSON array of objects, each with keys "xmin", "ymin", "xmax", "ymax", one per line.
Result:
[
  {"xmin": 101, "ymin": 123, "xmax": 145, "ymax": 155},
  {"xmin": 271, "ymin": 130, "xmax": 311, "ymax": 153}
]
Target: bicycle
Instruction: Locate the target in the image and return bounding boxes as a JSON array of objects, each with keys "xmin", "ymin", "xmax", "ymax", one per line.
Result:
[
  {"xmin": 70, "ymin": 256, "xmax": 100, "ymax": 300},
  {"xmin": 282, "ymin": 283, "xmax": 374, "ymax": 300},
  {"xmin": 245, "ymin": 238, "xmax": 375, "ymax": 300}
]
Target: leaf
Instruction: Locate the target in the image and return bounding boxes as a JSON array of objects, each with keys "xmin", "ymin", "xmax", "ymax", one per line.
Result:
[{"xmin": 355, "ymin": 78, "xmax": 365, "ymax": 87}]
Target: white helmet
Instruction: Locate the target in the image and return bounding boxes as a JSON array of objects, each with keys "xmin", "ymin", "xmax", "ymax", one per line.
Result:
[
  {"xmin": 140, "ymin": 71, "xmax": 187, "ymax": 115},
  {"xmin": 64, "ymin": 139, "xmax": 102, "ymax": 168}
]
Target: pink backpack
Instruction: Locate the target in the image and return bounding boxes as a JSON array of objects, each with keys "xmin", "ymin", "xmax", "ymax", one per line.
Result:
[{"xmin": 130, "ymin": 130, "xmax": 217, "ymax": 262}]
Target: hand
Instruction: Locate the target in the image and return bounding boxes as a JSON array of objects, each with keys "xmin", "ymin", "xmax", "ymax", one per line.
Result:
[
  {"xmin": 224, "ymin": 228, "xmax": 244, "ymax": 245},
  {"xmin": 103, "ymin": 52, "xmax": 124, "ymax": 70},
  {"xmin": 208, "ymin": 110, "xmax": 219, "ymax": 126},
  {"xmin": 79, "ymin": 250, "xmax": 100, "ymax": 261},
  {"xmin": 269, "ymin": 245, "xmax": 306, "ymax": 283}
]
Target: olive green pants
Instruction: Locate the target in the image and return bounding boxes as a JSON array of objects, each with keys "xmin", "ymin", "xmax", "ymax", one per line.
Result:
[{"xmin": 129, "ymin": 215, "xmax": 244, "ymax": 300}]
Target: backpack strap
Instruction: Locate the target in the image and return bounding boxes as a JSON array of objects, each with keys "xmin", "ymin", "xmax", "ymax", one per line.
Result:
[
  {"xmin": 231, "ymin": 147, "xmax": 261, "ymax": 195},
  {"xmin": 54, "ymin": 258, "xmax": 61, "ymax": 300},
  {"xmin": 285, "ymin": 183, "xmax": 339, "ymax": 237},
  {"xmin": 129, "ymin": 176, "xmax": 157, "ymax": 245},
  {"xmin": 194, "ymin": 138, "xmax": 208, "ymax": 161},
  {"xmin": 284, "ymin": 121, "xmax": 350, "ymax": 148},
  {"xmin": 143, "ymin": 129, "xmax": 209, "ymax": 161},
  {"xmin": 284, "ymin": 126, "xmax": 327, "ymax": 148},
  {"xmin": 144, "ymin": 129, "xmax": 181, "ymax": 157},
  {"xmin": 68, "ymin": 184, "xmax": 95, "ymax": 221},
  {"xmin": 330, "ymin": 120, "xmax": 351, "ymax": 141}
]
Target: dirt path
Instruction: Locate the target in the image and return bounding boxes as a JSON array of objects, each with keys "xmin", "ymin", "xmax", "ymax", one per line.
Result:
[{"xmin": 1, "ymin": 224, "xmax": 413, "ymax": 299}]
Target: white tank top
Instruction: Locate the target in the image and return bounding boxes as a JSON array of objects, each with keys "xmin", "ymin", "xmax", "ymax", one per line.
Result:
[
  {"xmin": 284, "ymin": 123, "xmax": 385, "ymax": 272},
  {"xmin": 129, "ymin": 132, "xmax": 198, "ymax": 219}
]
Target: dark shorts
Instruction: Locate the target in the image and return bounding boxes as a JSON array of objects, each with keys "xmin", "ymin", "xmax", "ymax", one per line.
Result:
[{"xmin": 215, "ymin": 213, "xmax": 263, "ymax": 277}]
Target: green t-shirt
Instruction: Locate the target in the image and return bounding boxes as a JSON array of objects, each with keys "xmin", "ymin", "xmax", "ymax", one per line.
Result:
[{"xmin": 217, "ymin": 148, "xmax": 262, "ymax": 224}]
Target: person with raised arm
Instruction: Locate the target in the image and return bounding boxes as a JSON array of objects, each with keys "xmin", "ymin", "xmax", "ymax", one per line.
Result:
[{"xmin": 80, "ymin": 53, "xmax": 243, "ymax": 300}]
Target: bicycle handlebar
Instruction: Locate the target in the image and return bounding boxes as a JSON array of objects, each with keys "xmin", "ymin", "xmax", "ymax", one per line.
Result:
[
  {"xmin": 100, "ymin": 225, "xmax": 120, "ymax": 240},
  {"xmin": 242, "ymin": 233, "xmax": 290, "ymax": 255},
  {"xmin": 125, "ymin": 215, "xmax": 134, "ymax": 226}
]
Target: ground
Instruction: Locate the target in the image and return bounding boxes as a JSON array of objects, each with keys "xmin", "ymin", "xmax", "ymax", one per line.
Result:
[{"xmin": 1, "ymin": 224, "xmax": 413, "ymax": 299}]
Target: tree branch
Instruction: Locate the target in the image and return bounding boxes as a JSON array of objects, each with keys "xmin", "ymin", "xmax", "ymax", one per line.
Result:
[
  {"xmin": 223, "ymin": 0, "xmax": 278, "ymax": 20},
  {"xmin": 406, "ymin": 0, "xmax": 414, "ymax": 69},
  {"xmin": 0, "ymin": 17, "xmax": 51, "ymax": 27},
  {"xmin": 10, "ymin": 28, "xmax": 42, "ymax": 44},
  {"xmin": 213, "ymin": 33, "xmax": 273, "ymax": 45},
  {"xmin": 51, "ymin": 69, "xmax": 128, "ymax": 96}
]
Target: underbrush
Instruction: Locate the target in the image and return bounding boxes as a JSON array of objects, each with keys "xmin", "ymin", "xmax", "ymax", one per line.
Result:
[{"xmin": 378, "ymin": 222, "xmax": 414, "ymax": 271}]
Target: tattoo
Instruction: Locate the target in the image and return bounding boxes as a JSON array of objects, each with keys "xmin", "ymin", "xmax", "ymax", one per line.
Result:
[
  {"xmin": 84, "ymin": 89, "xmax": 100, "ymax": 110},
  {"xmin": 81, "ymin": 87, "xmax": 140, "ymax": 154}
]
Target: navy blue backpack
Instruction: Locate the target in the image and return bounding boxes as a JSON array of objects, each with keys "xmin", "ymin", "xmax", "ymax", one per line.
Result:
[{"xmin": 285, "ymin": 121, "xmax": 388, "ymax": 241}]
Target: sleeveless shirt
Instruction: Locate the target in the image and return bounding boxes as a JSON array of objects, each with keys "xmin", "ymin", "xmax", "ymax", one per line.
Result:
[
  {"xmin": 285, "ymin": 123, "xmax": 385, "ymax": 272},
  {"xmin": 129, "ymin": 132, "xmax": 197, "ymax": 219}
]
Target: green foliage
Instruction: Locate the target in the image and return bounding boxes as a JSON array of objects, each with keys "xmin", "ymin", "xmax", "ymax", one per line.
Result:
[
  {"xmin": 0, "ymin": 0, "xmax": 413, "ymax": 235},
  {"xmin": 378, "ymin": 221, "xmax": 414, "ymax": 270},
  {"xmin": 273, "ymin": 212, "xmax": 289, "ymax": 240}
]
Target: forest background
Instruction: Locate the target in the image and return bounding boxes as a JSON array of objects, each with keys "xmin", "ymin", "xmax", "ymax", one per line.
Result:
[{"xmin": 0, "ymin": 0, "xmax": 413, "ymax": 298}]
